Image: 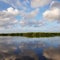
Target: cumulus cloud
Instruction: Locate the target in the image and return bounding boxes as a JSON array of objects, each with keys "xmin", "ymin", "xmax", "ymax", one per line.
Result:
[
  {"xmin": 19, "ymin": 8, "xmax": 44, "ymax": 27},
  {"xmin": 0, "ymin": 6, "xmax": 41, "ymax": 29},
  {"xmin": 0, "ymin": 7, "xmax": 19, "ymax": 18},
  {"xmin": 0, "ymin": 0, "xmax": 60, "ymax": 32},
  {"xmin": 23, "ymin": 8, "xmax": 39, "ymax": 19},
  {"xmin": 50, "ymin": 1, "xmax": 60, "ymax": 8},
  {"xmin": 0, "ymin": 7, "xmax": 19, "ymax": 29},
  {"xmin": 0, "ymin": 6, "xmax": 40, "ymax": 29},
  {"xmin": 43, "ymin": 8, "xmax": 60, "ymax": 21},
  {"xmin": 31, "ymin": 0, "xmax": 52, "ymax": 8},
  {"xmin": 43, "ymin": 1, "xmax": 60, "ymax": 21},
  {"xmin": 19, "ymin": 19, "xmax": 44, "ymax": 27}
]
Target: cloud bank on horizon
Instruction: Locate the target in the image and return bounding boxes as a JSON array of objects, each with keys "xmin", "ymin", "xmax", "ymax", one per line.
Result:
[{"xmin": 0, "ymin": 0, "xmax": 60, "ymax": 33}]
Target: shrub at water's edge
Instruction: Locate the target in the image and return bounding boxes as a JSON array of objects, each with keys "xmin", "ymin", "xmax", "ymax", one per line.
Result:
[{"xmin": 0, "ymin": 32, "xmax": 60, "ymax": 37}]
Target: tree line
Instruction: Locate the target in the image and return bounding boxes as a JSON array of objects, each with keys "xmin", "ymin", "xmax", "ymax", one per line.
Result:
[{"xmin": 0, "ymin": 32, "xmax": 60, "ymax": 37}]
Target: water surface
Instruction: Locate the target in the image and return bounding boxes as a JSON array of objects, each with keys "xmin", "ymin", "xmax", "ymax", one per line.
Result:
[{"xmin": 0, "ymin": 36, "xmax": 60, "ymax": 60}]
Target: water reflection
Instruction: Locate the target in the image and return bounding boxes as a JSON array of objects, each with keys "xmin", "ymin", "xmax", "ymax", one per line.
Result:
[
  {"xmin": 43, "ymin": 47, "xmax": 60, "ymax": 60},
  {"xmin": 0, "ymin": 36, "xmax": 60, "ymax": 60}
]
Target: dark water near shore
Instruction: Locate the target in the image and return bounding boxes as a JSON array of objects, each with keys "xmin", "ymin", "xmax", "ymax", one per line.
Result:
[{"xmin": 0, "ymin": 36, "xmax": 60, "ymax": 60}]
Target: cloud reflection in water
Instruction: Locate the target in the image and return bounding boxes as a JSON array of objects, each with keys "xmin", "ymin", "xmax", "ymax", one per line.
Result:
[{"xmin": 0, "ymin": 36, "xmax": 60, "ymax": 60}]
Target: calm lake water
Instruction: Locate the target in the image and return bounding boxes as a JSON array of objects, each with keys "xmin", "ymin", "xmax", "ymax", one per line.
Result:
[{"xmin": 0, "ymin": 36, "xmax": 60, "ymax": 60}]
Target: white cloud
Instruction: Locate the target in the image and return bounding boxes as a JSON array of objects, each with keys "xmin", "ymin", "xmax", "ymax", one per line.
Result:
[
  {"xmin": 23, "ymin": 8, "xmax": 39, "ymax": 19},
  {"xmin": 0, "ymin": 7, "xmax": 19, "ymax": 29},
  {"xmin": 19, "ymin": 19, "xmax": 44, "ymax": 27},
  {"xmin": 43, "ymin": 8, "xmax": 60, "ymax": 21},
  {"xmin": 2, "ymin": 7, "xmax": 19, "ymax": 16},
  {"xmin": 43, "ymin": 1, "xmax": 60, "ymax": 21},
  {"xmin": 0, "ymin": 7, "xmax": 19, "ymax": 20},
  {"xmin": 19, "ymin": 8, "xmax": 43, "ymax": 27},
  {"xmin": 0, "ymin": 7, "xmax": 40, "ymax": 29},
  {"xmin": 50, "ymin": 1, "xmax": 60, "ymax": 8},
  {"xmin": 7, "ymin": 7, "xmax": 19, "ymax": 15},
  {"xmin": 31, "ymin": 0, "xmax": 52, "ymax": 8}
]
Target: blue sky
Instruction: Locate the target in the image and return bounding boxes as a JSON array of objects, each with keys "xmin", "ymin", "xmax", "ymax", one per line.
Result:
[{"xmin": 0, "ymin": 0, "xmax": 60, "ymax": 33}]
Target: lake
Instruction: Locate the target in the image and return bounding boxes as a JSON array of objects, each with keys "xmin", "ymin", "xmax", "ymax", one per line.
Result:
[{"xmin": 0, "ymin": 36, "xmax": 60, "ymax": 60}]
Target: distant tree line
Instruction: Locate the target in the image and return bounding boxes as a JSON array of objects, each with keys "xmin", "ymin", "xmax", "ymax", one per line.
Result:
[{"xmin": 0, "ymin": 32, "xmax": 60, "ymax": 37}]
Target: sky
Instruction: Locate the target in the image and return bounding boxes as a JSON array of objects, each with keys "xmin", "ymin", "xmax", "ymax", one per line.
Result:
[{"xmin": 0, "ymin": 0, "xmax": 60, "ymax": 33}]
